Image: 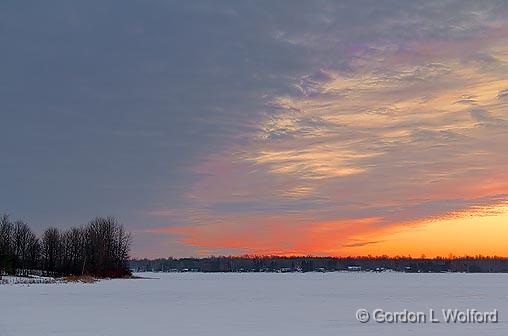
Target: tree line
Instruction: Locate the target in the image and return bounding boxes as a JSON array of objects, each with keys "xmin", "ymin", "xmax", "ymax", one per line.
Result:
[
  {"xmin": 0, "ymin": 214, "xmax": 131, "ymax": 278},
  {"xmin": 131, "ymin": 255, "xmax": 508, "ymax": 273}
]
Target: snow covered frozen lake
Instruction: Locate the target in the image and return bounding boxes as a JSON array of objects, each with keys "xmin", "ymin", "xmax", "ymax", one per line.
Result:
[{"xmin": 1, "ymin": 272, "xmax": 507, "ymax": 335}]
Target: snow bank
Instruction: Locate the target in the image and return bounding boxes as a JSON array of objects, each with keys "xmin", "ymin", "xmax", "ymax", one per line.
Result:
[{"xmin": 0, "ymin": 275, "xmax": 57, "ymax": 285}]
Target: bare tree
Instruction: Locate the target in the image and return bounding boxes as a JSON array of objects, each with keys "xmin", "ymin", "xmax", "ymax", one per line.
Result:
[
  {"xmin": 41, "ymin": 227, "xmax": 61, "ymax": 274},
  {"xmin": 0, "ymin": 214, "xmax": 14, "ymax": 274},
  {"xmin": 115, "ymin": 224, "xmax": 131, "ymax": 272},
  {"xmin": 60, "ymin": 227, "xmax": 86, "ymax": 275},
  {"xmin": 13, "ymin": 220, "xmax": 34, "ymax": 274},
  {"xmin": 26, "ymin": 231, "xmax": 40, "ymax": 271},
  {"xmin": 84, "ymin": 217, "xmax": 131, "ymax": 277}
]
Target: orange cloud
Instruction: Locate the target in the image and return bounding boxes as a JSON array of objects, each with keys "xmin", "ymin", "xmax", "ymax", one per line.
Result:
[{"xmin": 148, "ymin": 201, "xmax": 508, "ymax": 257}]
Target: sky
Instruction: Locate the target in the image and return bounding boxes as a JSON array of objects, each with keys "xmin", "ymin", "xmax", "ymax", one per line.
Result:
[{"xmin": 1, "ymin": 1, "xmax": 508, "ymax": 258}]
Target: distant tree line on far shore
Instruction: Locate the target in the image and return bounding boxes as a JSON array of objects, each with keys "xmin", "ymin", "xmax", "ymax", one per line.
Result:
[
  {"xmin": 131, "ymin": 255, "xmax": 508, "ymax": 273},
  {"xmin": 0, "ymin": 214, "xmax": 131, "ymax": 278}
]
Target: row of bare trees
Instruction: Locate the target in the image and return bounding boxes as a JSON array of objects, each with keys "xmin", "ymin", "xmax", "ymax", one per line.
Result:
[{"xmin": 0, "ymin": 215, "xmax": 131, "ymax": 278}]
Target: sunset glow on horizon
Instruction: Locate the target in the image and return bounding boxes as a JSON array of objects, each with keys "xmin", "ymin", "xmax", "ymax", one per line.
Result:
[{"xmin": 145, "ymin": 202, "xmax": 508, "ymax": 258}]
